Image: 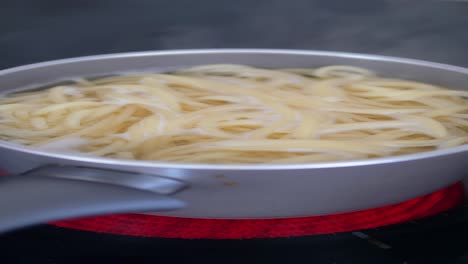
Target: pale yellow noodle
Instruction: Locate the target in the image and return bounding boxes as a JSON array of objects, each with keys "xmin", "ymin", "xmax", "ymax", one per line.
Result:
[{"xmin": 0, "ymin": 64, "xmax": 467, "ymax": 164}]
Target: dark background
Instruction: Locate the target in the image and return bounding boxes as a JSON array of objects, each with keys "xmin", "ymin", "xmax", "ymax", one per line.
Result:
[
  {"xmin": 1, "ymin": 0, "xmax": 468, "ymax": 70},
  {"xmin": 1, "ymin": 0, "xmax": 468, "ymax": 263}
]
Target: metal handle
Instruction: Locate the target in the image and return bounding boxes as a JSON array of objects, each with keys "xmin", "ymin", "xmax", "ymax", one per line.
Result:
[{"xmin": 0, "ymin": 166, "xmax": 187, "ymax": 233}]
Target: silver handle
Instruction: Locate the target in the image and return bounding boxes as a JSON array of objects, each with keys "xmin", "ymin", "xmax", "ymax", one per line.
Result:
[{"xmin": 0, "ymin": 166, "xmax": 187, "ymax": 233}]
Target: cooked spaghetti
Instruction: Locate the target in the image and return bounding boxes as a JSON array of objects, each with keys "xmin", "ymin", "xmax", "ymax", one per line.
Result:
[{"xmin": 0, "ymin": 64, "xmax": 467, "ymax": 163}]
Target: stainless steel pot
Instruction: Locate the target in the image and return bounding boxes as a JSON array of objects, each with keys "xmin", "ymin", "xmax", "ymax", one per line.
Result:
[{"xmin": 0, "ymin": 49, "xmax": 467, "ymax": 233}]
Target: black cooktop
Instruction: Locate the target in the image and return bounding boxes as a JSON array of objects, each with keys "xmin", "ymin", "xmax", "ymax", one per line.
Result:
[
  {"xmin": 1, "ymin": 205, "xmax": 468, "ymax": 263},
  {"xmin": 1, "ymin": 0, "xmax": 468, "ymax": 263}
]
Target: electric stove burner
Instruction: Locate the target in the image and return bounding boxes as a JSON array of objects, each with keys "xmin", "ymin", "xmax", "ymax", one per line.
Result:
[{"xmin": 2, "ymin": 204, "xmax": 468, "ymax": 263}]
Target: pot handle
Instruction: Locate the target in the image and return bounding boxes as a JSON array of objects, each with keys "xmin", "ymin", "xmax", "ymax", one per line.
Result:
[{"xmin": 0, "ymin": 165, "xmax": 187, "ymax": 233}]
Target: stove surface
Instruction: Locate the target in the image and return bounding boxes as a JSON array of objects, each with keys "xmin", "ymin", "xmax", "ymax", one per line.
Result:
[{"xmin": 1, "ymin": 205, "xmax": 468, "ymax": 263}]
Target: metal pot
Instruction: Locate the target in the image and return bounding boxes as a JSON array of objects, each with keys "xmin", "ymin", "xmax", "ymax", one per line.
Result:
[{"xmin": 0, "ymin": 49, "xmax": 467, "ymax": 232}]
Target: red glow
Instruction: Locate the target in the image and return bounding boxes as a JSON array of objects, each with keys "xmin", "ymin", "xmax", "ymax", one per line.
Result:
[{"xmin": 51, "ymin": 183, "xmax": 464, "ymax": 239}]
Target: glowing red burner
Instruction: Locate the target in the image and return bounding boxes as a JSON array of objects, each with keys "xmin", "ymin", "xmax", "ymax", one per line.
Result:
[{"xmin": 51, "ymin": 183, "xmax": 464, "ymax": 239}]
